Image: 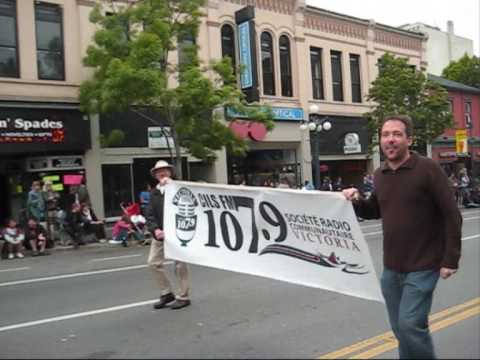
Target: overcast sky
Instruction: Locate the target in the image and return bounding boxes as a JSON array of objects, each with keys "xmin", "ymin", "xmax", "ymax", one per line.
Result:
[{"xmin": 306, "ymin": 0, "xmax": 480, "ymax": 56}]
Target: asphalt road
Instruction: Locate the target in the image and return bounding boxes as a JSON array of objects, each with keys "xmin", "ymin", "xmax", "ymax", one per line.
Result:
[{"xmin": 0, "ymin": 209, "xmax": 478, "ymax": 359}]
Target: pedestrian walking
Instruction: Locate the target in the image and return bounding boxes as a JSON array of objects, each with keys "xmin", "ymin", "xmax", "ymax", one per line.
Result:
[
  {"xmin": 139, "ymin": 183, "xmax": 152, "ymax": 215},
  {"xmin": 342, "ymin": 115, "xmax": 462, "ymax": 359},
  {"xmin": 146, "ymin": 160, "xmax": 190, "ymax": 310}
]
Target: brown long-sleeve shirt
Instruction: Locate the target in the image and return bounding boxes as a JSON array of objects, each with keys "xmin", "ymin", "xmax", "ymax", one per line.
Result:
[{"xmin": 354, "ymin": 152, "xmax": 462, "ymax": 272}]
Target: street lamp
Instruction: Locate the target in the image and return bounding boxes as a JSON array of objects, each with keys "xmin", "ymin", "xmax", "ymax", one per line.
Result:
[{"xmin": 300, "ymin": 104, "xmax": 332, "ymax": 189}]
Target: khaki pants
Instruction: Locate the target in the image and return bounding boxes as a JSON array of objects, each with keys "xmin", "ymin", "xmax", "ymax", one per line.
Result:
[{"xmin": 147, "ymin": 238, "xmax": 189, "ymax": 300}]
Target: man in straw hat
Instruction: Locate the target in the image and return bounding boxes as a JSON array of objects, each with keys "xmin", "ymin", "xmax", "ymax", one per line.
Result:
[{"xmin": 146, "ymin": 160, "xmax": 191, "ymax": 310}]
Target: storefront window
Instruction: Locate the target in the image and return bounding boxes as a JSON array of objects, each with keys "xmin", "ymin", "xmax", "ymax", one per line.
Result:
[
  {"xmin": 102, "ymin": 164, "xmax": 133, "ymax": 218},
  {"xmin": 228, "ymin": 149, "xmax": 299, "ymax": 188}
]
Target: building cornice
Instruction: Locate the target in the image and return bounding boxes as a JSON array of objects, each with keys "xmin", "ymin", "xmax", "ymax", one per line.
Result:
[{"xmin": 223, "ymin": 0, "xmax": 295, "ymax": 15}]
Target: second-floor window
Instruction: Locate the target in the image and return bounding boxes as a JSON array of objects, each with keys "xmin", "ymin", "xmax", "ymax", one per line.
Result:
[
  {"xmin": 221, "ymin": 24, "xmax": 236, "ymax": 71},
  {"xmin": 310, "ymin": 47, "xmax": 324, "ymax": 100},
  {"xmin": 261, "ymin": 32, "xmax": 275, "ymax": 96},
  {"xmin": 464, "ymin": 100, "xmax": 472, "ymax": 128},
  {"xmin": 35, "ymin": 2, "xmax": 64, "ymax": 80},
  {"xmin": 331, "ymin": 50, "xmax": 343, "ymax": 101},
  {"xmin": 279, "ymin": 35, "xmax": 292, "ymax": 97},
  {"xmin": 349, "ymin": 54, "xmax": 362, "ymax": 103},
  {"xmin": 0, "ymin": 0, "xmax": 18, "ymax": 78},
  {"xmin": 178, "ymin": 31, "xmax": 196, "ymax": 68}
]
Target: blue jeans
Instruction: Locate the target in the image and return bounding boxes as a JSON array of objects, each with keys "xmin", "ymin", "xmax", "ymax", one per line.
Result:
[
  {"xmin": 381, "ymin": 267, "xmax": 440, "ymax": 359},
  {"xmin": 114, "ymin": 230, "xmax": 129, "ymax": 243}
]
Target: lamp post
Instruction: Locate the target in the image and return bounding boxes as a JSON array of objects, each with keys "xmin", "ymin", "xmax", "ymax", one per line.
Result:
[{"xmin": 300, "ymin": 104, "xmax": 332, "ymax": 190}]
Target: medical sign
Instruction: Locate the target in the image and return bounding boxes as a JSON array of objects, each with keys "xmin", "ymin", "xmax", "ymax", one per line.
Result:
[{"xmin": 164, "ymin": 182, "xmax": 383, "ymax": 303}]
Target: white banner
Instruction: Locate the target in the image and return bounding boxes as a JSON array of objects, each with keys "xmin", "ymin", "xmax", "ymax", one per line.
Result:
[{"xmin": 164, "ymin": 181, "xmax": 383, "ymax": 303}]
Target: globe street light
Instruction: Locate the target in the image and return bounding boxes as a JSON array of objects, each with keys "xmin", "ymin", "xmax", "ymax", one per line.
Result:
[{"xmin": 300, "ymin": 105, "xmax": 332, "ymax": 189}]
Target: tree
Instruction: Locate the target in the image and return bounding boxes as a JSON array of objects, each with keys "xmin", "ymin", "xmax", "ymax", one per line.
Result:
[
  {"xmin": 365, "ymin": 53, "xmax": 453, "ymax": 154},
  {"xmin": 80, "ymin": 0, "xmax": 273, "ymax": 179},
  {"xmin": 442, "ymin": 54, "xmax": 480, "ymax": 89}
]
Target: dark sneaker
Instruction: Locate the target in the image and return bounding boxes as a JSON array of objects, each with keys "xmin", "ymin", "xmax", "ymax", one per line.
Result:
[
  {"xmin": 170, "ymin": 299, "xmax": 191, "ymax": 310},
  {"xmin": 32, "ymin": 251, "xmax": 40, "ymax": 257},
  {"xmin": 153, "ymin": 293, "xmax": 176, "ymax": 310}
]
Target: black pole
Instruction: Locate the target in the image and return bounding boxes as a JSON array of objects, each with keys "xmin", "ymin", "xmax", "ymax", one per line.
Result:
[{"xmin": 313, "ymin": 131, "xmax": 320, "ymax": 189}]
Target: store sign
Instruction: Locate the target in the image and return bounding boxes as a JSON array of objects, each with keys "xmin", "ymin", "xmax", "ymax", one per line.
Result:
[
  {"xmin": 164, "ymin": 181, "xmax": 383, "ymax": 303},
  {"xmin": 148, "ymin": 127, "xmax": 173, "ymax": 149},
  {"xmin": 439, "ymin": 151, "xmax": 457, "ymax": 158},
  {"xmin": 455, "ymin": 129, "xmax": 468, "ymax": 155},
  {"xmin": 0, "ymin": 108, "xmax": 91, "ymax": 154},
  {"xmin": 229, "ymin": 120, "xmax": 267, "ymax": 141},
  {"xmin": 52, "ymin": 157, "xmax": 83, "ymax": 168},
  {"xmin": 343, "ymin": 133, "xmax": 361, "ymax": 154},
  {"xmin": 238, "ymin": 21, "xmax": 253, "ymax": 89},
  {"xmin": 226, "ymin": 106, "xmax": 304, "ymax": 121},
  {"xmin": 26, "ymin": 156, "xmax": 85, "ymax": 172},
  {"xmin": 0, "ymin": 117, "xmax": 65, "ymax": 143}
]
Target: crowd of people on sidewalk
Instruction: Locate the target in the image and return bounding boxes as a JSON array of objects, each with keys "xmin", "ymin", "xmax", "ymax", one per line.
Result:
[{"xmin": 0, "ymin": 177, "xmax": 151, "ymax": 260}]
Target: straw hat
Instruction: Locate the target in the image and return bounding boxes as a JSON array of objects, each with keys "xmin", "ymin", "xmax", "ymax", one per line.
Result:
[{"xmin": 150, "ymin": 160, "xmax": 173, "ymax": 176}]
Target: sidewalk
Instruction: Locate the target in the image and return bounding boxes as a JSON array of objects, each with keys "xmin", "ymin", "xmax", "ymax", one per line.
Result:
[{"xmin": 49, "ymin": 223, "xmax": 152, "ymax": 252}]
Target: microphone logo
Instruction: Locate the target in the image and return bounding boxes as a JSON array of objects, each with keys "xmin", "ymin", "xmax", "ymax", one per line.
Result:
[{"xmin": 172, "ymin": 187, "xmax": 198, "ymax": 247}]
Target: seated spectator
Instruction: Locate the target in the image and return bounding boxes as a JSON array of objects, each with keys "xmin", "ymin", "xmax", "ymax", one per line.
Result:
[
  {"xmin": 64, "ymin": 202, "xmax": 85, "ymax": 249},
  {"xmin": 80, "ymin": 202, "xmax": 106, "ymax": 242},
  {"xmin": 302, "ymin": 180, "xmax": 314, "ymax": 190},
  {"xmin": 2, "ymin": 219, "xmax": 25, "ymax": 259},
  {"xmin": 25, "ymin": 218, "xmax": 50, "ymax": 256},
  {"xmin": 109, "ymin": 215, "xmax": 138, "ymax": 247}
]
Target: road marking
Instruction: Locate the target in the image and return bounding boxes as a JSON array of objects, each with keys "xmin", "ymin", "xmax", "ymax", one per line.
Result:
[
  {"xmin": 89, "ymin": 254, "xmax": 143, "ymax": 262},
  {"xmin": 350, "ymin": 306, "xmax": 480, "ymax": 359},
  {"xmin": 318, "ymin": 297, "xmax": 480, "ymax": 359},
  {"xmin": 462, "ymin": 234, "xmax": 480, "ymax": 241},
  {"xmin": 363, "ymin": 231, "xmax": 383, "ymax": 236},
  {"xmin": 0, "ymin": 264, "xmax": 147, "ymax": 288},
  {"xmin": 0, "ymin": 260, "xmax": 175, "ymax": 288},
  {"xmin": 363, "ymin": 232, "xmax": 480, "ymax": 241},
  {"xmin": 0, "ymin": 299, "xmax": 158, "ymax": 333},
  {"xmin": 0, "ymin": 267, "xmax": 31, "ymax": 273},
  {"xmin": 360, "ymin": 224, "xmax": 382, "ymax": 229},
  {"xmin": 463, "ymin": 216, "xmax": 480, "ymax": 221}
]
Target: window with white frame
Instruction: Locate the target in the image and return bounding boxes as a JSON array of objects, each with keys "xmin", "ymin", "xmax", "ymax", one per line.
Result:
[{"xmin": 0, "ymin": 0, "xmax": 18, "ymax": 78}]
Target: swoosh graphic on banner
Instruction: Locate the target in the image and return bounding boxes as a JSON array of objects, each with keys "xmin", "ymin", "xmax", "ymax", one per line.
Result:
[{"xmin": 258, "ymin": 244, "xmax": 369, "ymax": 275}]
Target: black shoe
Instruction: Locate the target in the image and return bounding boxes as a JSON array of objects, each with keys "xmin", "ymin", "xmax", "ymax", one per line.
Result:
[
  {"xmin": 32, "ymin": 251, "xmax": 40, "ymax": 257},
  {"xmin": 153, "ymin": 293, "xmax": 176, "ymax": 309},
  {"xmin": 170, "ymin": 299, "xmax": 191, "ymax": 310},
  {"xmin": 122, "ymin": 241, "xmax": 128, "ymax": 247}
]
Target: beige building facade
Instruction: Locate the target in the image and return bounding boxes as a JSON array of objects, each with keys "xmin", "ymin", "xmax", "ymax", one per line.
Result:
[{"xmin": 0, "ymin": 0, "xmax": 425, "ymax": 221}]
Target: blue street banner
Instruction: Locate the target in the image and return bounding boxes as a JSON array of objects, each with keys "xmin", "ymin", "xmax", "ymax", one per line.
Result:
[
  {"xmin": 238, "ymin": 21, "xmax": 253, "ymax": 89},
  {"xmin": 164, "ymin": 181, "xmax": 383, "ymax": 303}
]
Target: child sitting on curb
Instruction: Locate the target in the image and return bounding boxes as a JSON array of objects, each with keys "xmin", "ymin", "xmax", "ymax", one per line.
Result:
[
  {"xmin": 2, "ymin": 219, "xmax": 25, "ymax": 259},
  {"xmin": 109, "ymin": 215, "xmax": 135, "ymax": 247},
  {"xmin": 25, "ymin": 218, "xmax": 50, "ymax": 256}
]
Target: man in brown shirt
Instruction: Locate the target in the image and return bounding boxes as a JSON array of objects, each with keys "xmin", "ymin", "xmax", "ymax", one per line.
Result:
[{"xmin": 343, "ymin": 115, "xmax": 462, "ymax": 359}]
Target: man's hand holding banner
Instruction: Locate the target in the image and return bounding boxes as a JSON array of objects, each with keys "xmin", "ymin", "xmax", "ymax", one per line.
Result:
[{"xmin": 164, "ymin": 181, "xmax": 383, "ymax": 303}]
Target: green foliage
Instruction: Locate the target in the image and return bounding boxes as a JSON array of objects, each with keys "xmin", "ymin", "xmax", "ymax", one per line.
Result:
[
  {"xmin": 100, "ymin": 129, "xmax": 125, "ymax": 147},
  {"xmin": 80, "ymin": 0, "xmax": 274, "ymax": 177},
  {"xmin": 442, "ymin": 54, "xmax": 480, "ymax": 89},
  {"xmin": 365, "ymin": 53, "xmax": 453, "ymax": 153}
]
